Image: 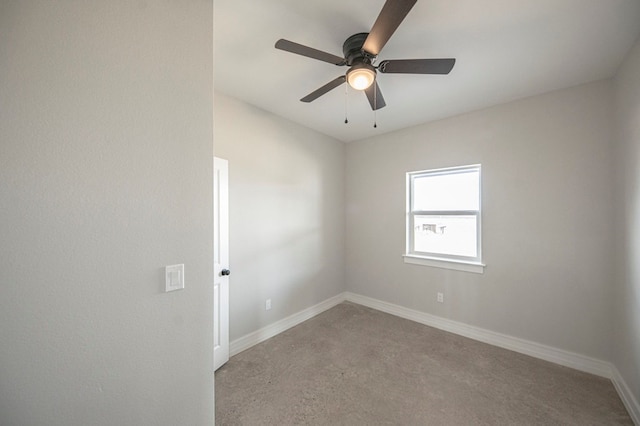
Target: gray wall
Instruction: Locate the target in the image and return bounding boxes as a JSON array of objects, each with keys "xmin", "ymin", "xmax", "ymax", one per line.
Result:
[
  {"xmin": 213, "ymin": 93, "xmax": 345, "ymax": 341},
  {"xmin": 346, "ymin": 80, "xmax": 615, "ymax": 360},
  {"xmin": 613, "ymin": 36, "xmax": 640, "ymax": 407},
  {"xmin": 0, "ymin": 2, "xmax": 214, "ymax": 425}
]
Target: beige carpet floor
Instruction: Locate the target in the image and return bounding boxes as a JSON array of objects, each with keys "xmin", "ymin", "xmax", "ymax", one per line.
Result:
[{"xmin": 215, "ymin": 302, "xmax": 632, "ymax": 425}]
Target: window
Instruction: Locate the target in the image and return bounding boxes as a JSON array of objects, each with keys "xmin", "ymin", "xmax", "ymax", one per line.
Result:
[{"xmin": 404, "ymin": 164, "xmax": 484, "ymax": 273}]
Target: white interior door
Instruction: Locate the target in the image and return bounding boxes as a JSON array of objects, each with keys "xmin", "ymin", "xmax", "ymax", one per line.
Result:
[{"xmin": 213, "ymin": 157, "xmax": 230, "ymax": 371}]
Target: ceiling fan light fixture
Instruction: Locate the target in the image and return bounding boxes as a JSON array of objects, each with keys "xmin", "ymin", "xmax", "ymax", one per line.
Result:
[{"xmin": 347, "ymin": 64, "xmax": 376, "ymax": 91}]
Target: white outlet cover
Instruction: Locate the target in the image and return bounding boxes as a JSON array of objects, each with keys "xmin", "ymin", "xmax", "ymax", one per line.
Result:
[{"xmin": 165, "ymin": 264, "xmax": 184, "ymax": 292}]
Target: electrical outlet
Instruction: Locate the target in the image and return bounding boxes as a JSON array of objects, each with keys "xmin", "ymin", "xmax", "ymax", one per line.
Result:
[
  {"xmin": 266, "ymin": 299, "xmax": 272, "ymax": 310},
  {"xmin": 437, "ymin": 292, "xmax": 444, "ymax": 303}
]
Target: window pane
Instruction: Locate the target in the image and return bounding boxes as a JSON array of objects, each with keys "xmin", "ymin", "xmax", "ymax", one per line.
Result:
[
  {"xmin": 413, "ymin": 170, "xmax": 479, "ymax": 211},
  {"xmin": 413, "ymin": 215, "xmax": 477, "ymax": 257}
]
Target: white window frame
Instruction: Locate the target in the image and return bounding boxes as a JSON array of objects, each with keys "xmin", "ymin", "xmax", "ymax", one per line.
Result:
[{"xmin": 403, "ymin": 164, "xmax": 485, "ymax": 273}]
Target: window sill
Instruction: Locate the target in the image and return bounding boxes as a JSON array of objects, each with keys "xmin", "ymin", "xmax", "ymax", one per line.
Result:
[{"xmin": 403, "ymin": 254, "xmax": 485, "ymax": 274}]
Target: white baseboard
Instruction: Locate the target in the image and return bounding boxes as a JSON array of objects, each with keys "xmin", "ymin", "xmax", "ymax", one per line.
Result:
[
  {"xmin": 229, "ymin": 293, "xmax": 346, "ymax": 357},
  {"xmin": 611, "ymin": 365, "xmax": 640, "ymax": 425},
  {"xmin": 228, "ymin": 291, "xmax": 638, "ymax": 424},
  {"xmin": 344, "ymin": 292, "xmax": 612, "ymax": 378}
]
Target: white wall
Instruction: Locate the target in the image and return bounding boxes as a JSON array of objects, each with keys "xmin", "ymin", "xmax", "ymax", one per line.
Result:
[
  {"xmin": 613, "ymin": 36, "xmax": 640, "ymax": 408},
  {"xmin": 0, "ymin": 2, "xmax": 213, "ymax": 425},
  {"xmin": 346, "ymin": 80, "xmax": 615, "ymax": 360},
  {"xmin": 213, "ymin": 93, "xmax": 345, "ymax": 341}
]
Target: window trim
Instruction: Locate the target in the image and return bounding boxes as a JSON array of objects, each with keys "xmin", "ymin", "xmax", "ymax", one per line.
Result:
[{"xmin": 405, "ymin": 164, "xmax": 484, "ymax": 273}]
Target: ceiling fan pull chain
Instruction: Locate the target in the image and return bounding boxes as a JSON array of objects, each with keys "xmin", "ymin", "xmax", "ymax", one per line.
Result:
[{"xmin": 344, "ymin": 82, "xmax": 349, "ymax": 124}]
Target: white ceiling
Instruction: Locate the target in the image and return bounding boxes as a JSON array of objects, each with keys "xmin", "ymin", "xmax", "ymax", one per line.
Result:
[{"xmin": 214, "ymin": 0, "xmax": 640, "ymax": 142}]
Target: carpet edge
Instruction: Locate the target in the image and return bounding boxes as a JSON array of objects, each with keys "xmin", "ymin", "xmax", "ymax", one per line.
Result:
[
  {"xmin": 611, "ymin": 365, "xmax": 640, "ymax": 425},
  {"xmin": 229, "ymin": 292, "xmax": 347, "ymax": 357},
  {"xmin": 344, "ymin": 292, "xmax": 612, "ymax": 378}
]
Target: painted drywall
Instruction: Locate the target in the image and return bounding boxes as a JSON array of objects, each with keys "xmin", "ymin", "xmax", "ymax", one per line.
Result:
[
  {"xmin": 213, "ymin": 93, "xmax": 345, "ymax": 341},
  {"xmin": 613, "ymin": 35, "xmax": 640, "ymax": 408},
  {"xmin": 0, "ymin": 2, "xmax": 213, "ymax": 426},
  {"xmin": 346, "ymin": 80, "xmax": 614, "ymax": 361}
]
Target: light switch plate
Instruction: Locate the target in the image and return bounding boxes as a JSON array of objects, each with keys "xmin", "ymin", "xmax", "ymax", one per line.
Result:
[{"xmin": 165, "ymin": 264, "xmax": 184, "ymax": 292}]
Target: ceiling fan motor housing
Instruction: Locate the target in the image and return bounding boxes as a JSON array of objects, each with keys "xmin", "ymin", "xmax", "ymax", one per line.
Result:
[{"xmin": 343, "ymin": 32, "xmax": 373, "ymax": 66}]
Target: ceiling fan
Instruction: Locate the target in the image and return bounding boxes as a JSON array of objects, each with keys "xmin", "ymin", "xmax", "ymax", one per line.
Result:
[{"xmin": 275, "ymin": 0, "xmax": 456, "ymax": 111}]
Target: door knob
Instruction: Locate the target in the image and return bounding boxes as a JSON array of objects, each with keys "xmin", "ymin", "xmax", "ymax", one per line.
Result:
[{"xmin": 221, "ymin": 269, "xmax": 231, "ymax": 276}]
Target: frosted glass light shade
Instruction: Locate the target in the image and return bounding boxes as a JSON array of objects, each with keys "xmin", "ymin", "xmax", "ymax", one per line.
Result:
[{"xmin": 347, "ymin": 66, "xmax": 375, "ymax": 90}]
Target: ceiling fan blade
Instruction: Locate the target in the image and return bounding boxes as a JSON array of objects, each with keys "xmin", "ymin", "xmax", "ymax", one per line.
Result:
[
  {"xmin": 364, "ymin": 81, "xmax": 386, "ymax": 110},
  {"xmin": 275, "ymin": 39, "xmax": 345, "ymax": 65},
  {"xmin": 301, "ymin": 76, "xmax": 347, "ymax": 103},
  {"xmin": 362, "ymin": 0, "xmax": 417, "ymax": 56},
  {"xmin": 378, "ymin": 58, "xmax": 456, "ymax": 74}
]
